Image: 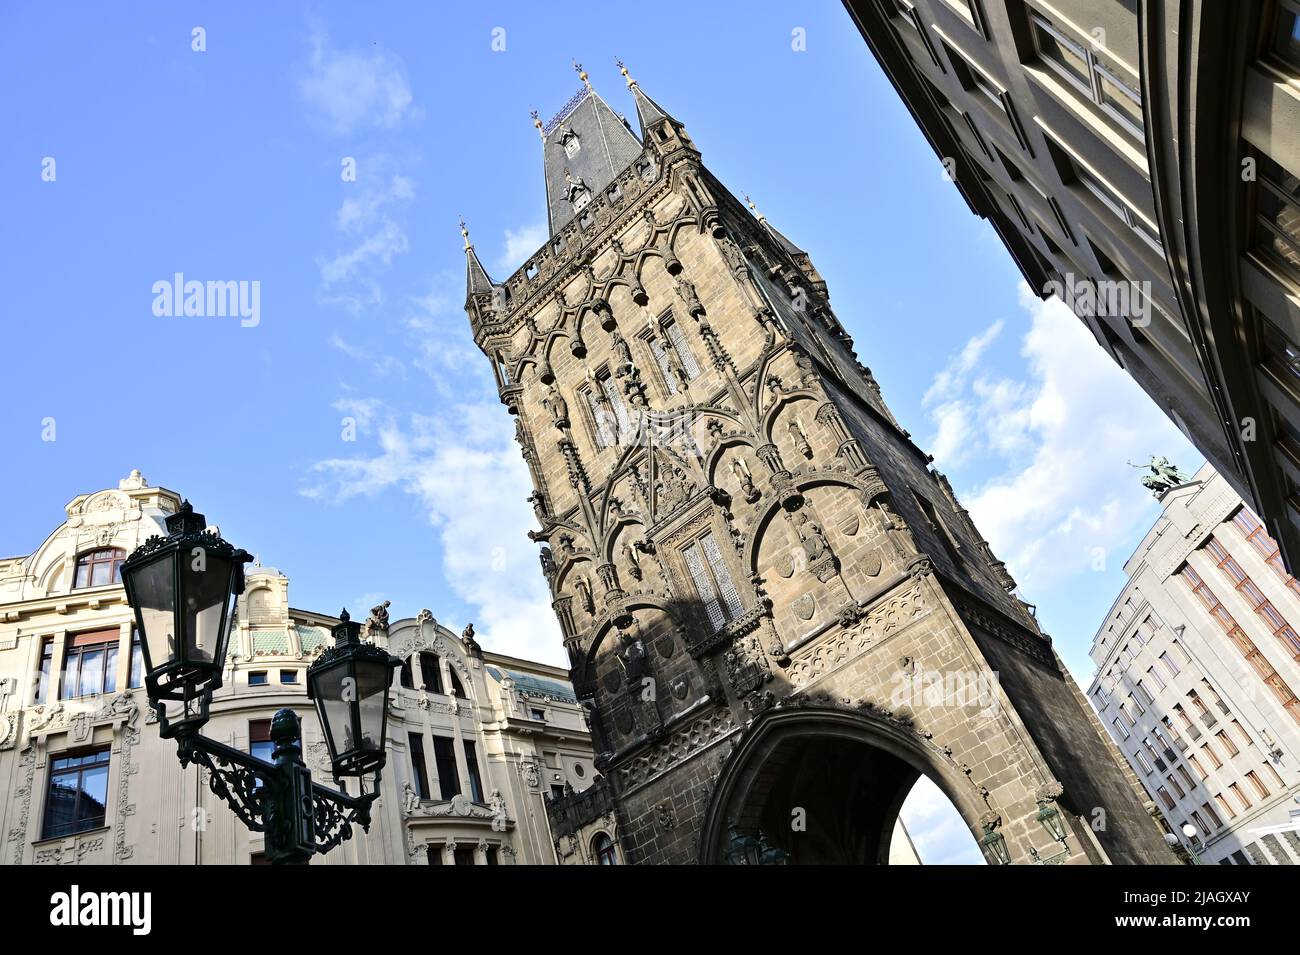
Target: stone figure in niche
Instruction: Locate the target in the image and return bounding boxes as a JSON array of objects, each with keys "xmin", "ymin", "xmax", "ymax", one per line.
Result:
[
  {"xmin": 617, "ymin": 628, "xmax": 649, "ymax": 687},
  {"xmin": 731, "ymin": 458, "xmax": 761, "ymax": 504},
  {"xmin": 402, "ymin": 781, "xmax": 420, "ymax": 814},
  {"xmin": 574, "ymin": 576, "xmax": 595, "ymax": 615},
  {"xmin": 624, "ymin": 540, "xmax": 644, "ymax": 581},
  {"xmin": 543, "ymin": 385, "xmax": 569, "ymax": 429},
  {"xmin": 789, "ymin": 417, "xmax": 814, "ymax": 459},
  {"xmin": 528, "ymin": 490, "xmax": 548, "ymax": 525},
  {"xmin": 792, "ymin": 510, "xmax": 830, "ymax": 564},
  {"xmin": 612, "ymin": 332, "xmax": 635, "ymax": 378},
  {"xmin": 674, "ymin": 276, "xmax": 704, "ymax": 317},
  {"xmin": 539, "ymin": 546, "xmax": 556, "ymax": 577}
]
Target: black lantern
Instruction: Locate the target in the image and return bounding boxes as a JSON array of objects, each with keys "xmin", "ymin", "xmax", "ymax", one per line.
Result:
[
  {"xmin": 307, "ymin": 609, "xmax": 400, "ymax": 779},
  {"xmin": 120, "ymin": 501, "xmax": 250, "ymax": 731}
]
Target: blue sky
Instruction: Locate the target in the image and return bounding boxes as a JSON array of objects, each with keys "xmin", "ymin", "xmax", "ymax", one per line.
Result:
[{"xmin": 0, "ymin": 2, "xmax": 1198, "ymax": 862}]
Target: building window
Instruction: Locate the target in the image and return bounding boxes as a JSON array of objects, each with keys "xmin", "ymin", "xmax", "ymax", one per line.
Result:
[
  {"xmin": 1187, "ymin": 752, "xmax": 1207, "ymax": 779},
  {"xmin": 1216, "ymin": 729, "xmax": 1240, "ymax": 758},
  {"xmin": 419, "ymin": 652, "xmax": 443, "ymax": 694},
  {"xmin": 530, "ymin": 707, "xmax": 546, "ymax": 721},
  {"xmin": 129, "ymin": 629, "xmax": 143, "ymax": 689},
  {"xmin": 1167, "ymin": 773, "xmax": 1185, "ymax": 799},
  {"xmin": 399, "ymin": 657, "xmax": 414, "ymax": 689},
  {"xmin": 1251, "ymin": 153, "xmax": 1300, "ymax": 283},
  {"xmin": 1215, "ymin": 792, "xmax": 1237, "ymax": 819},
  {"xmin": 1245, "ymin": 770, "xmax": 1270, "ymax": 800},
  {"xmin": 1156, "ymin": 785, "xmax": 1176, "ymax": 810},
  {"xmin": 1270, "ymin": 0, "xmax": 1300, "ymax": 71},
  {"xmin": 427, "ymin": 846, "xmax": 443, "ymax": 865},
  {"xmin": 249, "ymin": 720, "xmax": 274, "ymax": 763},
  {"xmin": 409, "ymin": 733, "xmax": 430, "ymax": 801},
  {"xmin": 551, "ymin": 783, "xmax": 566, "ymax": 800},
  {"xmin": 562, "ymin": 132, "xmax": 580, "ymax": 159},
  {"xmin": 37, "ymin": 637, "xmax": 54, "ymax": 703},
  {"xmin": 42, "ymin": 747, "xmax": 111, "ymax": 839},
  {"xmin": 448, "ymin": 668, "xmax": 466, "ymax": 698},
  {"xmin": 1146, "ymin": 664, "xmax": 1166, "ymax": 691},
  {"xmin": 1073, "ymin": 160, "xmax": 1162, "ymax": 251},
  {"xmin": 463, "ymin": 740, "xmax": 485, "ymax": 803},
  {"xmin": 682, "ymin": 530, "xmax": 745, "ymax": 631},
  {"xmin": 1229, "ymin": 781, "xmax": 1252, "ymax": 811},
  {"xmin": 1129, "ymin": 691, "xmax": 1145, "ymax": 715},
  {"xmin": 1113, "ymin": 717, "xmax": 1130, "ymax": 740},
  {"xmin": 1134, "ymin": 749, "xmax": 1152, "ymax": 774},
  {"xmin": 1159, "ymin": 650, "xmax": 1181, "ymax": 679},
  {"xmin": 60, "ymin": 629, "xmax": 120, "ymax": 699},
  {"xmin": 73, "ymin": 548, "xmax": 126, "ymax": 589},
  {"xmin": 1029, "ymin": 11, "xmax": 1143, "ymax": 138},
  {"xmin": 248, "ymin": 671, "xmax": 269, "ymax": 687},
  {"xmin": 1202, "ymin": 740, "xmax": 1223, "ymax": 769},
  {"xmin": 453, "ymin": 846, "xmax": 476, "ymax": 866},
  {"xmin": 1136, "ymin": 680, "xmax": 1155, "ymax": 705},
  {"xmin": 593, "ymin": 832, "xmax": 619, "ymax": 865},
  {"xmin": 279, "ymin": 670, "xmax": 298, "ymax": 684},
  {"xmin": 432, "ymin": 736, "xmax": 459, "ymax": 800}
]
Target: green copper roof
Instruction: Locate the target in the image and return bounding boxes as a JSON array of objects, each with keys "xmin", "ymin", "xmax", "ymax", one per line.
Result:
[{"xmin": 486, "ymin": 666, "xmax": 576, "ymax": 704}]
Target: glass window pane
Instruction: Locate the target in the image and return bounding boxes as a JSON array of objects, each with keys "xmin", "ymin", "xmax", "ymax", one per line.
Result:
[
  {"xmin": 1098, "ymin": 69, "xmax": 1143, "ymax": 133},
  {"xmin": 683, "ymin": 541, "xmax": 725, "ymax": 630},
  {"xmin": 91, "ymin": 561, "xmax": 111, "ymax": 587},
  {"xmin": 1034, "ymin": 18, "xmax": 1090, "ymax": 89}
]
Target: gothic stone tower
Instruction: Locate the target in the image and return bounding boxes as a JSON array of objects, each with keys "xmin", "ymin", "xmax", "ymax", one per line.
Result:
[{"xmin": 463, "ymin": 63, "xmax": 1177, "ymax": 865}]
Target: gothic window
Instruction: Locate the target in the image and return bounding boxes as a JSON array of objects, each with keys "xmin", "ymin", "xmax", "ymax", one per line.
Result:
[
  {"xmin": 682, "ymin": 530, "xmax": 745, "ymax": 630},
  {"xmin": 60, "ymin": 629, "xmax": 120, "ymax": 699},
  {"xmin": 662, "ymin": 312, "xmax": 701, "ymax": 379},
  {"xmin": 600, "ymin": 373, "xmax": 630, "ymax": 440},
  {"xmin": 419, "ymin": 651, "xmax": 443, "ymax": 694},
  {"xmin": 73, "ymin": 547, "xmax": 126, "ymax": 588},
  {"xmin": 593, "ymin": 832, "xmax": 619, "ymax": 865},
  {"xmin": 42, "ymin": 747, "xmax": 110, "ymax": 839}
]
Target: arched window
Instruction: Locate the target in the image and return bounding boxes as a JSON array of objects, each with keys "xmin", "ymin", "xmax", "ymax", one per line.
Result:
[
  {"xmin": 592, "ymin": 832, "xmax": 619, "ymax": 865},
  {"xmin": 419, "ymin": 651, "xmax": 443, "ymax": 694},
  {"xmin": 73, "ymin": 548, "xmax": 126, "ymax": 589},
  {"xmin": 399, "ymin": 657, "xmax": 415, "ymax": 689},
  {"xmin": 448, "ymin": 667, "xmax": 466, "ymax": 698}
]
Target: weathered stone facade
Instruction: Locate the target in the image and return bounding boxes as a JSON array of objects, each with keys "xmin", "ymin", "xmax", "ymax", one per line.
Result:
[{"xmin": 464, "ymin": 66, "xmax": 1179, "ymax": 864}]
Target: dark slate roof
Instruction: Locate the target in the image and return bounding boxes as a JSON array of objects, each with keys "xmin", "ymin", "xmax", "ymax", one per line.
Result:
[
  {"xmin": 486, "ymin": 665, "xmax": 578, "ymax": 704},
  {"xmin": 631, "ymin": 83, "xmax": 671, "ymax": 132},
  {"xmin": 761, "ymin": 218, "xmax": 806, "ymax": 258},
  {"xmin": 541, "ymin": 86, "xmax": 644, "ymax": 235}
]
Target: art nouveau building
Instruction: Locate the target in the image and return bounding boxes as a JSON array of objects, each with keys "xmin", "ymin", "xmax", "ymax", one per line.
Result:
[
  {"xmin": 1088, "ymin": 463, "xmax": 1300, "ymax": 864},
  {"xmin": 0, "ymin": 471, "xmax": 599, "ymax": 865}
]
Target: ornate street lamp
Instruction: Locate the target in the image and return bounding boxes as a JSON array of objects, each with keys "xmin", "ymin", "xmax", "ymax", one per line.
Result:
[
  {"xmin": 307, "ymin": 610, "xmax": 400, "ymax": 779},
  {"xmin": 724, "ymin": 822, "xmax": 788, "ymax": 865},
  {"xmin": 121, "ymin": 501, "xmax": 400, "ymax": 864}
]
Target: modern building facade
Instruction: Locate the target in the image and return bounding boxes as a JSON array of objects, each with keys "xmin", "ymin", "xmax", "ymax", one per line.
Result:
[
  {"xmin": 0, "ymin": 471, "xmax": 599, "ymax": 865},
  {"xmin": 461, "ymin": 62, "xmax": 1179, "ymax": 864},
  {"xmin": 1088, "ymin": 462, "xmax": 1300, "ymax": 864},
  {"xmin": 843, "ymin": 0, "xmax": 1300, "ymax": 572}
]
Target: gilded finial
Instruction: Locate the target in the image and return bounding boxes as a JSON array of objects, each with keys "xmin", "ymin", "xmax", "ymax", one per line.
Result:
[
  {"xmin": 459, "ymin": 216, "xmax": 472, "ymax": 251},
  {"xmin": 530, "ymin": 108, "xmax": 544, "ymax": 141},
  {"xmin": 616, "ymin": 58, "xmax": 636, "ymax": 88},
  {"xmin": 573, "ymin": 59, "xmax": 591, "ymax": 90},
  {"xmin": 744, "ymin": 193, "xmax": 766, "ymax": 222}
]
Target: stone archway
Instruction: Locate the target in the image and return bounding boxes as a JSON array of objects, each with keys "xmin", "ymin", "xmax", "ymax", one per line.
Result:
[{"xmin": 699, "ymin": 707, "xmax": 988, "ymax": 865}]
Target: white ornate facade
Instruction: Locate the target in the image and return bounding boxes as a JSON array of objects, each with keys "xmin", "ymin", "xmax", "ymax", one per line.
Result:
[{"xmin": 0, "ymin": 472, "xmax": 596, "ymax": 865}]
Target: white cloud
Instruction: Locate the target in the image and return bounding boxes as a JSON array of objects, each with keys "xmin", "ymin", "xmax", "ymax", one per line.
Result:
[
  {"xmin": 498, "ymin": 222, "xmax": 548, "ymax": 274},
  {"xmin": 298, "ymin": 25, "xmax": 415, "ymax": 135},
  {"xmin": 923, "ymin": 319, "xmax": 1003, "ymax": 406},
  {"xmin": 302, "ymin": 401, "xmax": 562, "ymax": 665},
  {"xmin": 933, "ymin": 285, "xmax": 1199, "ymax": 596}
]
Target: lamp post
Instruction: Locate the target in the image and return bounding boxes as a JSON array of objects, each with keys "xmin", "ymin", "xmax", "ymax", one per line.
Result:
[
  {"xmin": 120, "ymin": 501, "xmax": 400, "ymax": 864},
  {"xmin": 1163, "ymin": 825, "xmax": 1203, "ymax": 865}
]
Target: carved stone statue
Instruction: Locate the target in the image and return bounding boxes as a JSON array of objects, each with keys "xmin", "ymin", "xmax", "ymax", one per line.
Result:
[
  {"xmin": 461, "ymin": 622, "xmax": 482, "ymax": 656},
  {"xmin": 366, "ymin": 599, "xmax": 391, "ymax": 635},
  {"xmin": 543, "ymin": 385, "xmax": 569, "ymax": 429},
  {"xmin": 402, "ymin": 781, "xmax": 420, "ymax": 814}
]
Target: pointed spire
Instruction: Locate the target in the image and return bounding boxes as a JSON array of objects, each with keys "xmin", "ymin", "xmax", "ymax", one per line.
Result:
[
  {"xmin": 617, "ymin": 58, "xmax": 671, "ymax": 133},
  {"xmin": 530, "ymin": 109, "xmax": 544, "ymax": 141},
  {"xmin": 744, "ymin": 193, "xmax": 806, "ymax": 257},
  {"xmin": 461, "ymin": 217, "xmax": 494, "ymax": 300}
]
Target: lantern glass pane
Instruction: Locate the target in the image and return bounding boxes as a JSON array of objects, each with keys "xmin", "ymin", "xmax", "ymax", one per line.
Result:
[
  {"xmin": 181, "ymin": 553, "xmax": 233, "ymax": 666},
  {"xmin": 131, "ymin": 554, "xmax": 177, "ymax": 672},
  {"xmin": 312, "ymin": 662, "xmax": 353, "ymax": 758},
  {"xmin": 356, "ymin": 660, "xmax": 390, "ymax": 752}
]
